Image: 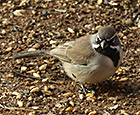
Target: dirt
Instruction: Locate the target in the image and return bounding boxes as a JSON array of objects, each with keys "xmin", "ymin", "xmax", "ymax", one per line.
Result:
[{"xmin": 0, "ymin": 0, "xmax": 140, "ymax": 114}]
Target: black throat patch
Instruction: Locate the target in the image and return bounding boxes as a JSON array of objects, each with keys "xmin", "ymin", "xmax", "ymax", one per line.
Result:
[{"xmin": 95, "ymin": 46, "xmax": 120, "ymax": 67}]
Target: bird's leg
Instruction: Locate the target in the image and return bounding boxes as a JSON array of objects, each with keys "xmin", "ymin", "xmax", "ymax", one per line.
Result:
[{"xmin": 79, "ymin": 82, "xmax": 95, "ymax": 94}]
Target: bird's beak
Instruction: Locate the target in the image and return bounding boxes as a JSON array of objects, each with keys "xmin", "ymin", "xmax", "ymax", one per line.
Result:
[{"xmin": 100, "ymin": 40, "xmax": 108, "ymax": 49}]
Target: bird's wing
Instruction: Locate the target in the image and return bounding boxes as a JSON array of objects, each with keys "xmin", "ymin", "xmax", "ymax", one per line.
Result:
[{"xmin": 50, "ymin": 35, "xmax": 95, "ymax": 65}]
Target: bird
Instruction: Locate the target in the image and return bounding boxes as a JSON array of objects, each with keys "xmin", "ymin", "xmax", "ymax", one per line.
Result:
[{"xmin": 11, "ymin": 26, "xmax": 123, "ymax": 84}]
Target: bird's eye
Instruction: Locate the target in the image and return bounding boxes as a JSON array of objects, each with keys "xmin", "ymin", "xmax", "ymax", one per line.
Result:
[
  {"xmin": 96, "ymin": 37, "xmax": 101, "ymax": 44},
  {"xmin": 110, "ymin": 38, "xmax": 115, "ymax": 43}
]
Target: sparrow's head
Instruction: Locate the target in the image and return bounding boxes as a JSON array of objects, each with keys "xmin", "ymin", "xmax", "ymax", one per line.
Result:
[
  {"xmin": 90, "ymin": 26, "xmax": 122, "ymax": 67},
  {"xmin": 92, "ymin": 26, "xmax": 121, "ymax": 50}
]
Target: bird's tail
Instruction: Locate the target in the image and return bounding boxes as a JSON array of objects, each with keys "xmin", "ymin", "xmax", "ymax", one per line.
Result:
[{"xmin": 10, "ymin": 50, "xmax": 49, "ymax": 59}]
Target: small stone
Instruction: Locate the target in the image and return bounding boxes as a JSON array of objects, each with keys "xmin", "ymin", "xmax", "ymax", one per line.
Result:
[
  {"xmin": 25, "ymin": 81, "xmax": 30, "ymax": 86},
  {"xmin": 6, "ymin": 47, "xmax": 12, "ymax": 52},
  {"xmin": 21, "ymin": 66, "xmax": 27, "ymax": 72},
  {"xmin": 122, "ymin": 18, "xmax": 133, "ymax": 25},
  {"xmin": 86, "ymin": 97, "xmax": 96, "ymax": 102},
  {"xmin": 13, "ymin": 10, "xmax": 25, "ymax": 16},
  {"xmin": 32, "ymin": 106, "xmax": 39, "ymax": 110},
  {"xmin": 68, "ymin": 27, "xmax": 75, "ymax": 34},
  {"xmin": 28, "ymin": 112, "xmax": 36, "ymax": 115},
  {"xmin": 97, "ymin": 0, "xmax": 103, "ymax": 5},
  {"xmin": 86, "ymin": 93, "xmax": 94, "ymax": 97},
  {"xmin": 69, "ymin": 101, "xmax": 74, "ymax": 106},
  {"xmin": 19, "ymin": 0, "xmax": 29, "ymax": 6},
  {"xmin": 79, "ymin": 94, "xmax": 84, "ymax": 100},
  {"xmin": 2, "ymin": 18, "xmax": 9, "ymax": 25},
  {"xmin": 42, "ymin": 90, "xmax": 53, "ymax": 95},
  {"xmin": 66, "ymin": 107, "xmax": 74, "ymax": 112},
  {"xmin": 42, "ymin": 78, "xmax": 49, "ymax": 83},
  {"xmin": 109, "ymin": 97, "xmax": 116, "ymax": 100},
  {"xmin": 28, "ymin": 96, "xmax": 33, "ymax": 101},
  {"xmin": 44, "ymin": 86, "xmax": 48, "ymax": 92},
  {"xmin": 119, "ymin": 78, "xmax": 128, "ymax": 82},
  {"xmin": 32, "ymin": 43, "xmax": 41, "ymax": 49},
  {"xmin": 49, "ymin": 85, "xmax": 56, "ymax": 90},
  {"xmin": 28, "ymin": 48, "xmax": 36, "ymax": 51},
  {"xmin": 39, "ymin": 64, "xmax": 47, "ymax": 70},
  {"xmin": 33, "ymin": 73, "xmax": 40, "ymax": 78},
  {"xmin": 30, "ymin": 87, "xmax": 40, "ymax": 93},
  {"xmin": 63, "ymin": 92, "xmax": 73, "ymax": 97},
  {"xmin": 120, "ymin": 110, "xmax": 128, "ymax": 114},
  {"xmin": 17, "ymin": 100, "xmax": 24, "ymax": 107},
  {"xmin": 109, "ymin": 104, "xmax": 119, "ymax": 110},
  {"xmin": 49, "ymin": 40, "xmax": 57, "ymax": 44},
  {"xmin": 6, "ymin": 73, "xmax": 14, "ymax": 78},
  {"xmin": 136, "ymin": 111, "xmax": 140, "ymax": 115},
  {"xmin": 88, "ymin": 111, "xmax": 97, "ymax": 115},
  {"xmin": 1, "ymin": 30, "xmax": 6, "ymax": 34}
]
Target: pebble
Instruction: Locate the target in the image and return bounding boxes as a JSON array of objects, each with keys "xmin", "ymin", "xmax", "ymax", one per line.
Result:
[
  {"xmin": 6, "ymin": 73, "xmax": 14, "ymax": 78},
  {"xmin": 86, "ymin": 93, "xmax": 94, "ymax": 97},
  {"xmin": 28, "ymin": 96, "xmax": 33, "ymax": 101},
  {"xmin": 120, "ymin": 110, "xmax": 129, "ymax": 115},
  {"xmin": 6, "ymin": 47, "xmax": 12, "ymax": 52},
  {"xmin": 97, "ymin": 0, "xmax": 103, "ymax": 5},
  {"xmin": 122, "ymin": 18, "xmax": 133, "ymax": 25},
  {"xmin": 25, "ymin": 81, "xmax": 30, "ymax": 86},
  {"xmin": 33, "ymin": 73, "xmax": 40, "ymax": 78},
  {"xmin": 32, "ymin": 43, "xmax": 41, "ymax": 49},
  {"xmin": 19, "ymin": 0, "xmax": 29, "ymax": 6},
  {"xmin": 17, "ymin": 100, "xmax": 24, "ymax": 107},
  {"xmin": 119, "ymin": 78, "xmax": 128, "ymax": 82},
  {"xmin": 68, "ymin": 27, "xmax": 75, "ymax": 34},
  {"xmin": 66, "ymin": 107, "xmax": 74, "ymax": 112},
  {"xmin": 30, "ymin": 87, "xmax": 40, "ymax": 93},
  {"xmin": 28, "ymin": 48, "xmax": 36, "ymax": 51},
  {"xmin": 69, "ymin": 101, "xmax": 74, "ymax": 106},
  {"xmin": 28, "ymin": 112, "xmax": 36, "ymax": 115},
  {"xmin": 136, "ymin": 111, "xmax": 140, "ymax": 115},
  {"xmin": 88, "ymin": 111, "xmax": 97, "ymax": 115},
  {"xmin": 21, "ymin": 66, "xmax": 27, "ymax": 72},
  {"xmin": 32, "ymin": 106, "xmax": 39, "ymax": 110},
  {"xmin": 79, "ymin": 94, "xmax": 84, "ymax": 100},
  {"xmin": 39, "ymin": 64, "xmax": 47, "ymax": 70},
  {"xmin": 63, "ymin": 92, "xmax": 73, "ymax": 97},
  {"xmin": 2, "ymin": 18, "xmax": 9, "ymax": 25},
  {"xmin": 49, "ymin": 85, "xmax": 56, "ymax": 90},
  {"xmin": 42, "ymin": 88, "xmax": 53, "ymax": 95},
  {"xmin": 1, "ymin": 30, "xmax": 6, "ymax": 34},
  {"xmin": 49, "ymin": 40, "xmax": 57, "ymax": 45},
  {"xmin": 42, "ymin": 78, "xmax": 49, "ymax": 83},
  {"xmin": 86, "ymin": 97, "xmax": 96, "ymax": 102},
  {"xmin": 13, "ymin": 10, "xmax": 25, "ymax": 16},
  {"xmin": 109, "ymin": 104, "xmax": 119, "ymax": 110},
  {"xmin": 109, "ymin": 97, "xmax": 116, "ymax": 101}
]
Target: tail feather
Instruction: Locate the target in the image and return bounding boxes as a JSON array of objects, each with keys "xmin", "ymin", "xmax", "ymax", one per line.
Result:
[{"xmin": 11, "ymin": 50, "xmax": 48, "ymax": 59}]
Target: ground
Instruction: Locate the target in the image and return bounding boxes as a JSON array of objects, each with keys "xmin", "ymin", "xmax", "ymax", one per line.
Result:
[{"xmin": 0, "ymin": 0, "xmax": 140, "ymax": 115}]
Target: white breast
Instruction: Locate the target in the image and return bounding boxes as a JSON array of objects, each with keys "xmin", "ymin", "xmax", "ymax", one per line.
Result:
[{"xmin": 62, "ymin": 52, "xmax": 119, "ymax": 83}]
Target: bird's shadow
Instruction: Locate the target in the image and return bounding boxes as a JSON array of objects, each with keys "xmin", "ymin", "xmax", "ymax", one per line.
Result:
[{"xmin": 84, "ymin": 79, "xmax": 139, "ymax": 97}]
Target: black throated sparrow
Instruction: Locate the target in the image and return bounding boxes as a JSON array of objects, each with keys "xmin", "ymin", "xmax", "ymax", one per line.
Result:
[{"xmin": 12, "ymin": 26, "xmax": 123, "ymax": 83}]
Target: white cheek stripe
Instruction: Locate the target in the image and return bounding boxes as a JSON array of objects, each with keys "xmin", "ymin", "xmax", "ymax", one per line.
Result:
[
  {"xmin": 92, "ymin": 43, "xmax": 100, "ymax": 49},
  {"xmin": 110, "ymin": 45, "xmax": 120, "ymax": 52}
]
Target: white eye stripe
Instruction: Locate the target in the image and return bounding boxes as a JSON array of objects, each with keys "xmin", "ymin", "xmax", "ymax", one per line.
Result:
[
  {"xmin": 92, "ymin": 43, "xmax": 100, "ymax": 49},
  {"xmin": 107, "ymin": 34, "xmax": 117, "ymax": 41},
  {"xmin": 97, "ymin": 33, "xmax": 117, "ymax": 42},
  {"xmin": 110, "ymin": 45, "xmax": 120, "ymax": 52}
]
